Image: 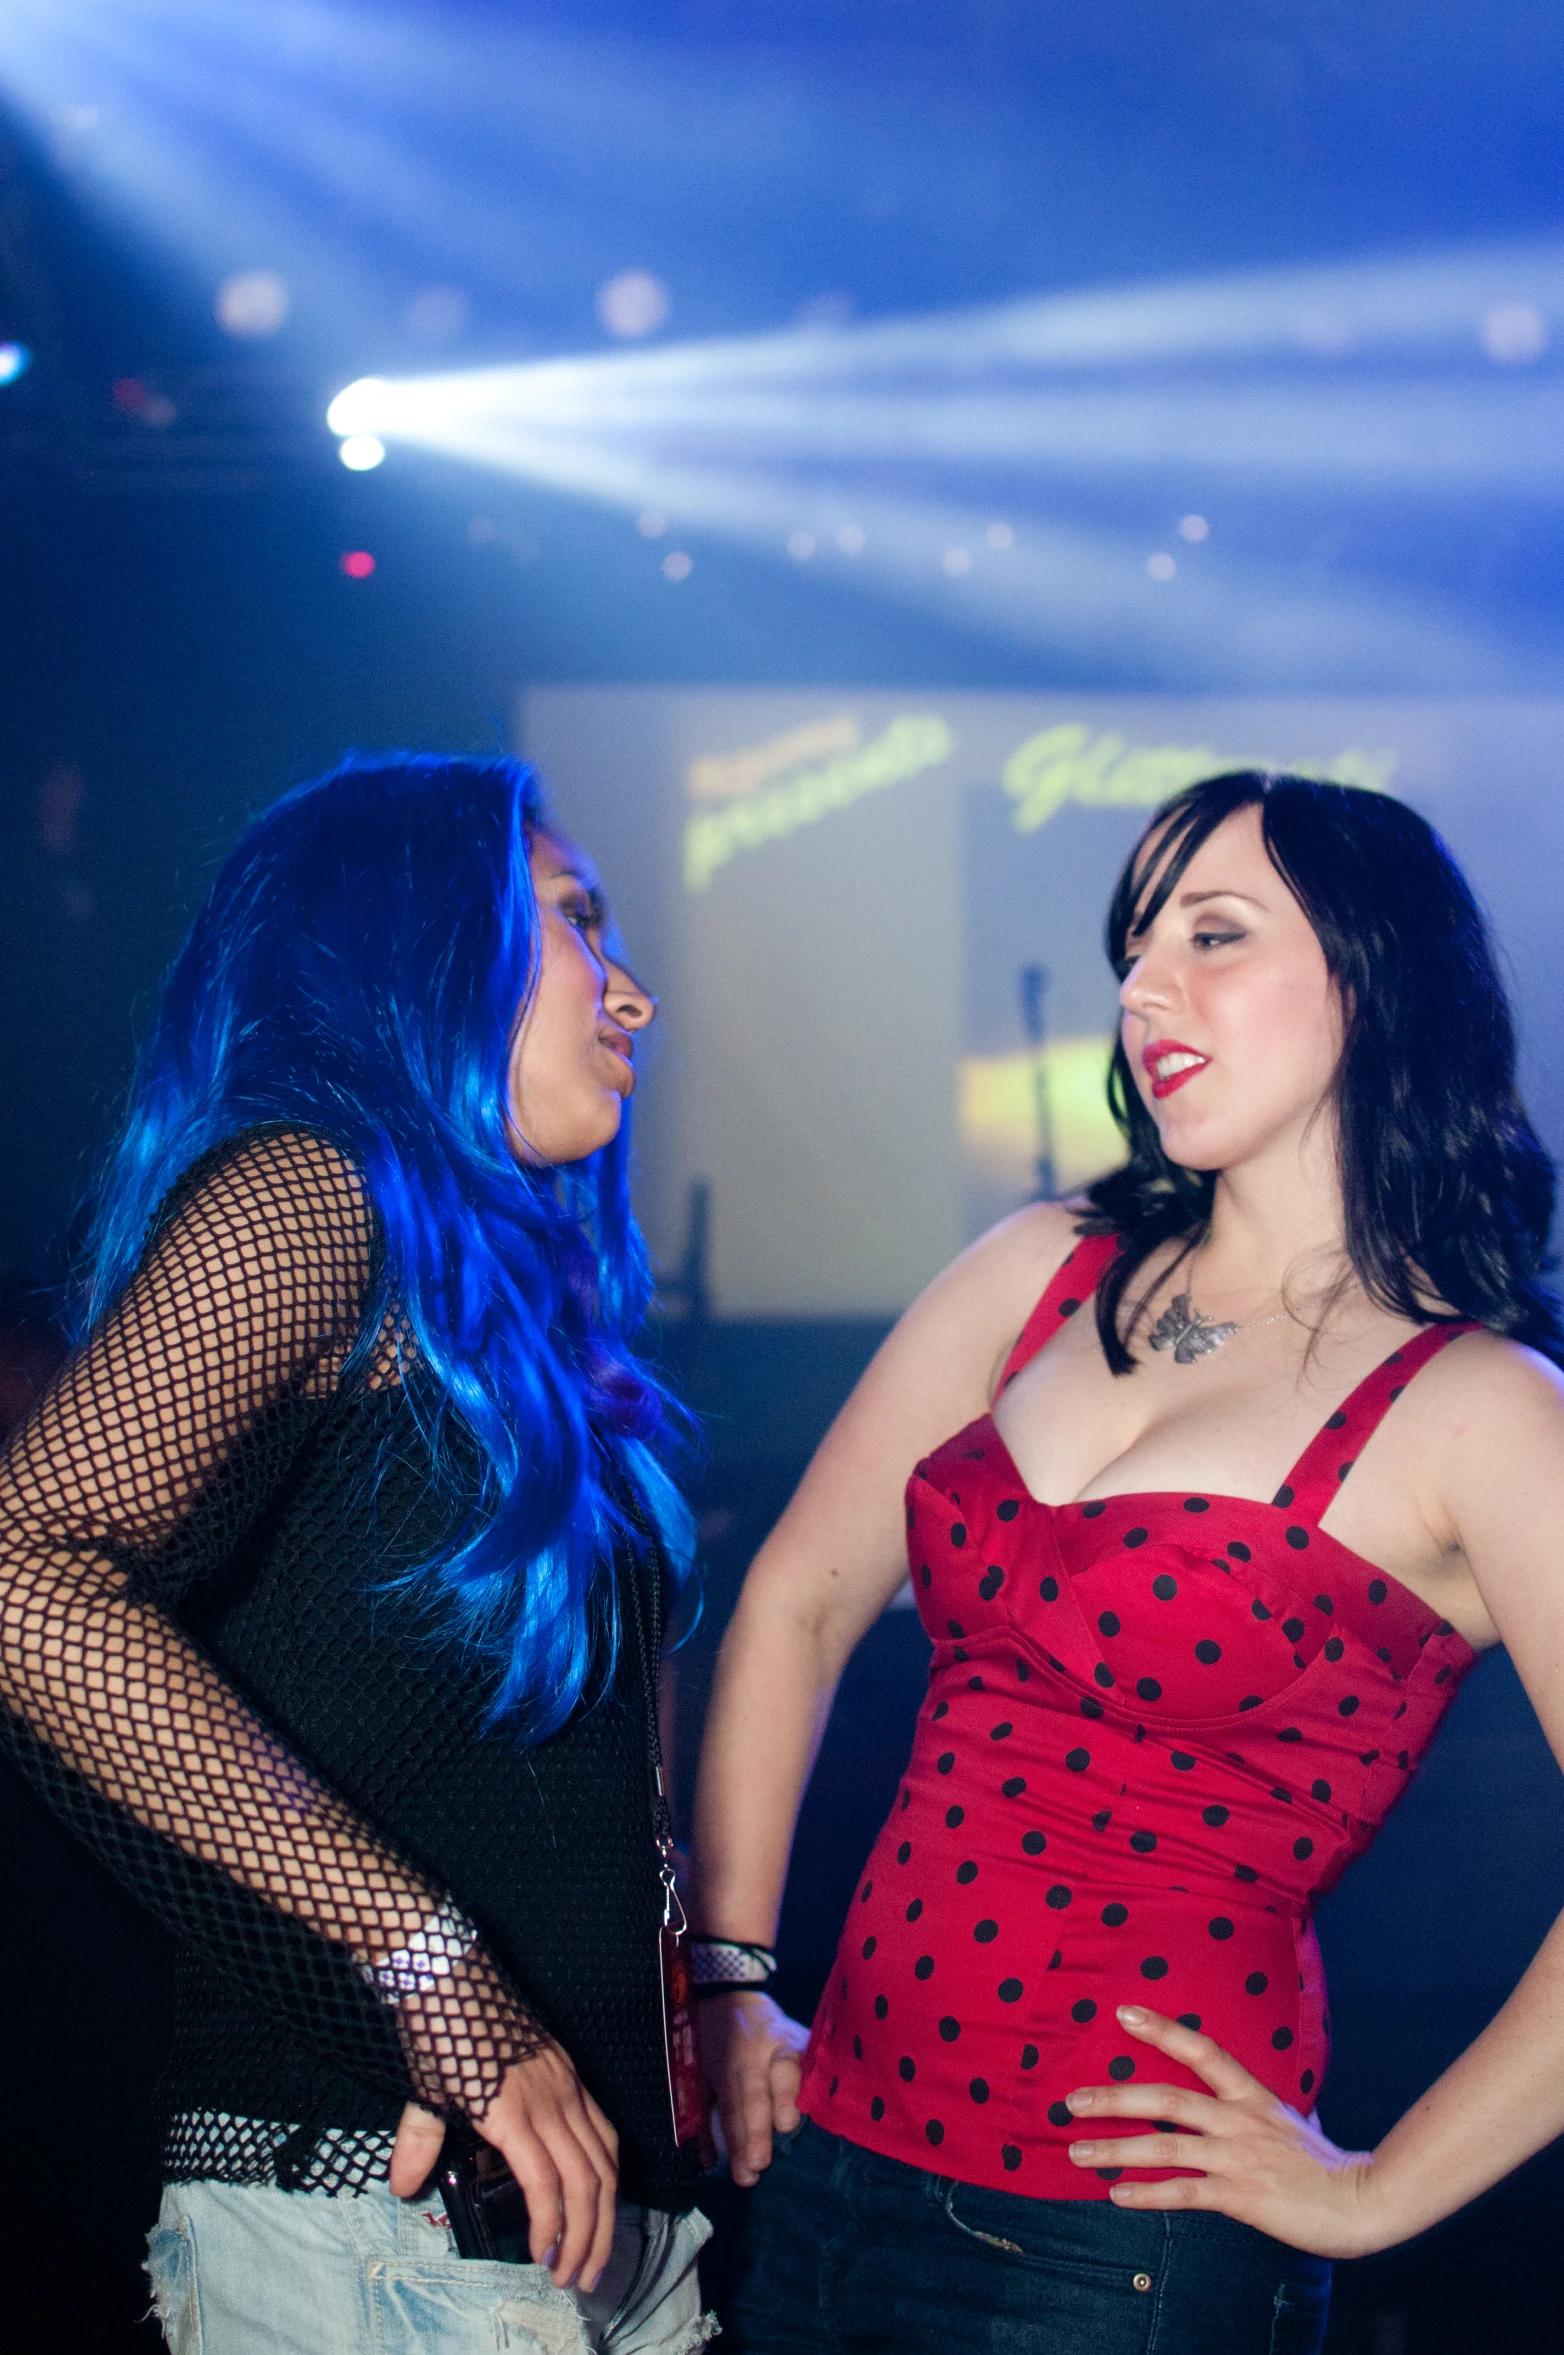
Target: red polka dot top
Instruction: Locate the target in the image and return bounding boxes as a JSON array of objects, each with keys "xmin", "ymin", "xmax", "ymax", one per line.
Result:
[{"xmin": 798, "ymin": 1231, "xmax": 1480, "ymax": 2200}]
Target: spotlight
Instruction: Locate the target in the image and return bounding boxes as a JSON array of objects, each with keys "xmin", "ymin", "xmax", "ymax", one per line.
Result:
[
  {"xmin": 943, "ymin": 546, "xmax": 973, "ymax": 576},
  {"xmin": 1146, "ymin": 551, "xmax": 1177, "ymax": 581},
  {"xmin": 662, "ymin": 549, "xmax": 692, "ymax": 580},
  {"xmin": 1177, "ymin": 514, "xmax": 1210, "ymax": 541},
  {"xmin": 596, "ymin": 270, "xmax": 670, "ymax": 339},
  {"xmin": 338, "ymin": 434, "xmax": 386, "ymax": 471},
  {"xmin": 637, "ymin": 509, "xmax": 668, "ymax": 537},
  {"xmin": 339, "ymin": 550, "xmax": 376, "ymax": 578},
  {"xmin": 326, "ymin": 379, "xmax": 389, "ymax": 437},
  {"xmin": 984, "ymin": 521, "xmax": 1014, "ymax": 549},
  {"xmin": 0, "ymin": 342, "xmax": 34, "ymax": 386},
  {"xmin": 1481, "ymin": 302, "xmax": 1548, "ymax": 364},
  {"xmin": 215, "ymin": 269, "xmax": 290, "ymax": 338},
  {"xmin": 787, "ymin": 530, "xmax": 816, "ymax": 560}
]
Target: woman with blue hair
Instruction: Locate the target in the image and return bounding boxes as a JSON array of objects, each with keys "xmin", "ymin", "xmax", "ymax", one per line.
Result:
[{"xmin": 0, "ymin": 756, "xmax": 713, "ymax": 2352}]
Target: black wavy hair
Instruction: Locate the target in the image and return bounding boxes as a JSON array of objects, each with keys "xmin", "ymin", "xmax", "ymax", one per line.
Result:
[{"xmin": 1080, "ymin": 770, "xmax": 1564, "ymax": 1374}]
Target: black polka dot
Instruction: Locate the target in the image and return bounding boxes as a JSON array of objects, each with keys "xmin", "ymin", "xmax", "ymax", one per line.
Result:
[
  {"xmin": 946, "ymin": 1805, "xmax": 965, "ymax": 1828},
  {"xmin": 1367, "ymin": 1579, "xmax": 1388, "ymax": 1605},
  {"xmin": 950, "ymin": 1524, "xmax": 967, "ymax": 1548},
  {"xmin": 1059, "ymin": 1296, "xmax": 1081, "ymax": 1317},
  {"xmin": 1066, "ymin": 1747, "xmax": 1091, "ymax": 1772},
  {"xmin": 1324, "ymin": 1636, "xmax": 1344, "ymax": 1662},
  {"xmin": 1202, "ymin": 1804, "xmax": 1229, "ymax": 1827},
  {"xmin": 1001, "ymin": 2146, "xmax": 1022, "ymax": 2172},
  {"xmin": 1300, "ymin": 2069, "xmax": 1315, "ymax": 2094},
  {"xmin": 1245, "ymin": 1972, "xmax": 1269, "ymax": 1995},
  {"xmin": 1293, "ymin": 1836, "xmax": 1314, "ymax": 1861},
  {"xmin": 874, "ymin": 1994, "xmax": 889, "ymax": 2018},
  {"xmin": 1326, "ymin": 1411, "xmax": 1347, "ymax": 1431},
  {"xmin": 919, "ymin": 1565, "xmax": 931, "ymax": 1588},
  {"xmin": 937, "ymin": 1752, "xmax": 955, "ymax": 1774},
  {"xmin": 900, "ymin": 1788, "xmax": 911, "ymax": 1810},
  {"xmin": 1045, "ymin": 1885, "xmax": 1073, "ymax": 1910},
  {"xmin": 852, "ymin": 2031, "xmax": 863, "ymax": 2058},
  {"xmin": 1107, "ymin": 2055, "xmax": 1136, "ymax": 2080},
  {"xmin": 938, "ymin": 2016, "xmax": 961, "ymax": 2042},
  {"xmin": 925, "ymin": 2121, "xmax": 945, "ymax": 2146},
  {"xmin": 1338, "ymin": 1695, "xmax": 1360, "ymax": 1718},
  {"xmin": 1195, "ymin": 1639, "xmax": 1222, "ymax": 1665},
  {"xmin": 1272, "ymin": 2026, "xmax": 1295, "ymax": 2050},
  {"xmin": 1270, "ymin": 1785, "xmax": 1291, "ymax": 1803},
  {"xmin": 862, "ymin": 1936, "xmax": 877, "ymax": 1958},
  {"xmin": 1252, "ymin": 1598, "xmax": 1272, "ymax": 1622},
  {"xmin": 1278, "ymin": 1726, "xmax": 1303, "ymax": 1742},
  {"xmin": 1171, "ymin": 1751, "xmax": 1196, "ymax": 1771},
  {"xmin": 1184, "ymin": 1498, "xmax": 1210, "ymax": 1514},
  {"xmin": 898, "ymin": 2055, "xmax": 916, "ymax": 2081},
  {"xmin": 1311, "ymin": 1779, "xmax": 1332, "ymax": 1802},
  {"xmin": 969, "ymin": 2077, "xmax": 990, "ymax": 2103},
  {"xmin": 1101, "ymin": 1902, "xmax": 1129, "ymax": 1926},
  {"xmin": 1095, "ymin": 2166, "xmax": 1123, "ymax": 2182},
  {"xmin": 974, "ymin": 1919, "xmax": 1000, "ymax": 1943},
  {"xmin": 1228, "ymin": 1540, "xmax": 1252, "ymax": 1561},
  {"xmin": 1098, "ymin": 1610, "xmax": 1121, "ymax": 1637},
  {"xmin": 1015, "ymin": 1660, "xmax": 1031, "ymax": 1682},
  {"xmin": 1235, "ymin": 1864, "xmax": 1259, "ymax": 1882},
  {"xmin": 1286, "ymin": 1526, "xmax": 1310, "ymax": 1550},
  {"xmin": 1022, "ymin": 1830, "xmax": 1047, "ymax": 1856},
  {"xmin": 1337, "ymin": 1461, "xmax": 1355, "ymax": 1484},
  {"xmin": 1072, "ymin": 1998, "xmax": 1097, "ymax": 2023},
  {"xmin": 997, "ymin": 1499, "xmax": 1020, "ymax": 1522},
  {"xmin": 1039, "ymin": 1575, "xmax": 1059, "ymax": 1602},
  {"xmin": 914, "ymin": 1956, "xmax": 934, "ymax": 1980},
  {"xmin": 1140, "ymin": 1955, "xmax": 1169, "ymax": 1980},
  {"xmin": 990, "ymin": 1721, "xmax": 1014, "ymax": 1742},
  {"xmin": 1209, "ymin": 1916, "xmax": 1234, "ymax": 1940},
  {"xmin": 1048, "ymin": 2100, "xmax": 1073, "ymax": 2127},
  {"xmin": 933, "ymin": 1700, "xmax": 949, "ymax": 1721},
  {"xmin": 956, "ymin": 1861, "xmax": 978, "ymax": 1884},
  {"xmin": 1314, "ymin": 1594, "xmax": 1334, "ymax": 1615},
  {"xmin": 997, "ymin": 1977, "xmax": 1023, "ymax": 2004},
  {"xmin": 1130, "ymin": 1830, "xmax": 1158, "ymax": 1853},
  {"xmin": 1091, "ymin": 1807, "xmax": 1112, "ymax": 1831},
  {"xmin": 1093, "ymin": 1663, "xmax": 1115, "ymax": 1689},
  {"xmin": 979, "ymin": 1567, "xmax": 1005, "ymax": 1600},
  {"xmin": 1001, "ymin": 1777, "xmax": 1026, "ymax": 1800},
  {"xmin": 1153, "ymin": 1574, "xmax": 1179, "ymax": 1600},
  {"xmin": 1021, "ymin": 2045, "xmax": 1040, "ymax": 2069},
  {"xmin": 1240, "ymin": 1695, "xmax": 1263, "ymax": 1711},
  {"xmin": 1136, "ymin": 1677, "xmax": 1163, "ymax": 1702},
  {"xmin": 1282, "ymin": 1617, "xmax": 1305, "ymax": 1643},
  {"xmin": 1273, "ymin": 1485, "xmax": 1295, "ymax": 1508},
  {"xmin": 1080, "ymin": 1499, "xmax": 1107, "ymax": 1519},
  {"xmin": 1124, "ymin": 1528, "xmax": 1148, "ymax": 1548},
  {"xmin": 1178, "ymin": 2013, "xmax": 1202, "ymax": 2030},
  {"xmin": 870, "ymin": 2096, "xmax": 885, "ymax": 2121},
  {"xmin": 897, "ymin": 1841, "xmax": 912, "ymax": 1864}
]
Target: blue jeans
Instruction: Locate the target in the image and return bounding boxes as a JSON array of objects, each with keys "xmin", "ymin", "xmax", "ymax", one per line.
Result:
[
  {"xmin": 144, "ymin": 2174, "xmax": 716, "ymax": 2354},
  {"xmin": 730, "ymin": 2120, "xmax": 1329, "ymax": 2355}
]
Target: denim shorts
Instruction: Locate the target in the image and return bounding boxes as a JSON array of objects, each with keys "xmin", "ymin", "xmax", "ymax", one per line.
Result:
[
  {"xmin": 144, "ymin": 2171, "xmax": 717, "ymax": 2355},
  {"xmin": 729, "ymin": 2118, "xmax": 1330, "ymax": 2355}
]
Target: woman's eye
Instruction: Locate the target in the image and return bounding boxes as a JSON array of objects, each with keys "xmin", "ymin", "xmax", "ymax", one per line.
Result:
[{"xmin": 1192, "ymin": 927, "xmax": 1245, "ymax": 949}]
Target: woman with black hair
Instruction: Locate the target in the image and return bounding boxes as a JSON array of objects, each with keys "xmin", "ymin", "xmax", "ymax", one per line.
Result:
[
  {"xmin": 694, "ymin": 772, "xmax": 1564, "ymax": 2354},
  {"xmin": 0, "ymin": 756, "xmax": 715, "ymax": 2353}
]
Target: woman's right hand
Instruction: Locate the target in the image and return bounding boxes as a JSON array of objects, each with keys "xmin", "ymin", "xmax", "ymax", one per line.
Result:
[
  {"xmin": 389, "ymin": 2036, "xmax": 620, "ymax": 2291},
  {"xmin": 696, "ymin": 1989, "xmax": 812, "ymax": 2187}
]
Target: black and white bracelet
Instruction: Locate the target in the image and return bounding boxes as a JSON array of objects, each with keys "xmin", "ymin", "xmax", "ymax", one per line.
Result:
[
  {"xmin": 363, "ymin": 1904, "xmax": 480, "ymax": 2001},
  {"xmin": 690, "ymin": 1937, "xmax": 778, "ymax": 1998}
]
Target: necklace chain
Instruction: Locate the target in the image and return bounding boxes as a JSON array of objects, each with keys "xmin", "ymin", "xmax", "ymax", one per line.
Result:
[{"xmin": 1147, "ymin": 1255, "xmax": 1291, "ymax": 1367}]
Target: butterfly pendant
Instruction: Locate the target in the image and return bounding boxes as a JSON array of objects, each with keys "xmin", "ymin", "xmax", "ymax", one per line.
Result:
[{"xmin": 1147, "ymin": 1293, "xmax": 1240, "ymax": 1365}]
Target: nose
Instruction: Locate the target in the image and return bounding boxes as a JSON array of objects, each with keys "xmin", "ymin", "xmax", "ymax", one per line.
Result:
[
  {"xmin": 1119, "ymin": 940, "xmax": 1179, "ymax": 1021},
  {"xmin": 605, "ymin": 955, "xmax": 656, "ymax": 1032}
]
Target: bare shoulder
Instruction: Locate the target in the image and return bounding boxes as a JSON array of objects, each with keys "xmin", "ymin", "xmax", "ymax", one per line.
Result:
[{"xmin": 1409, "ymin": 1325, "xmax": 1564, "ymax": 1450}]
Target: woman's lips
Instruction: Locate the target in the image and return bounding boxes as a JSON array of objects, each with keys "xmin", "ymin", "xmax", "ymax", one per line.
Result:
[{"xmin": 1143, "ymin": 1039, "xmax": 1210, "ymax": 1100}]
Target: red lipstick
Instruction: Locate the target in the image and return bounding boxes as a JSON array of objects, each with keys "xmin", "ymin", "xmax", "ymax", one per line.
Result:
[{"xmin": 1142, "ymin": 1038, "xmax": 1210, "ymax": 1100}]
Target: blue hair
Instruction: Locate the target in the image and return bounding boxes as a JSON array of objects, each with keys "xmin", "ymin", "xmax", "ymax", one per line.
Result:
[{"xmin": 77, "ymin": 753, "xmax": 694, "ymax": 1739}]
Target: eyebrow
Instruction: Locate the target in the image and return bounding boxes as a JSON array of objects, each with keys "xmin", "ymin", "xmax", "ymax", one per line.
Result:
[
  {"xmin": 1127, "ymin": 885, "xmax": 1264, "ymax": 936},
  {"xmin": 542, "ymin": 865, "xmax": 607, "ymax": 919}
]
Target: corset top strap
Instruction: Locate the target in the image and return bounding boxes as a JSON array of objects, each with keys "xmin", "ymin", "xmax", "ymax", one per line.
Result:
[
  {"xmin": 1270, "ymin": 1320, "xmax": 1482, "ymax": 1525},
  {"xmin": 995, "ymin": 1230, "xmax": 1122, "ymax": 1396}
]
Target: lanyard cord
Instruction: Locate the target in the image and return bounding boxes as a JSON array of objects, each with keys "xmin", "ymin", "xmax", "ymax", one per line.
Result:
[{"xmin": 618, "ymin": 1504, "xmax": 686, "ymax": 1936}]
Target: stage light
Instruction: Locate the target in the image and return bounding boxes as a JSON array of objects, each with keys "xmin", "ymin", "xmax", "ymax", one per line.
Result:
[
  {"xmin": 338, "ymin": 433, "xmax": 386, "ymax": 471},
  {"xmin": 215, "ymin": 268, "xmax": 290, "ymax": 337},
  {"xmin": 326, "ymin": 379, "xmax": 389, "ymax": 438},
  {"xmin": 1177, "ymin": 514, "xmax": 1210, "ymax": 542},
  {"xmin": 597, "ymin": 270, "xmax": 670, "ymax": 339},
  {"xmin": 339, "ymin": 549, "xmax": 375, "ymax": 577},
  {"xmin": 1146, "ymin": 552, "xmax": 1176, "ymax": 581},
  {"xmin": 984, "ymin": 521, "xmax": 1013, "ymax": 549},
  {"xmin": 787, "ymin": 530, "xmax": 816, "ymax": 560},
  {"xmin": 662, "ymin": 549, "xmax": 692, "ymax": 580},
  {"xmin": 637, "ymin": 509, "xmax": 668, "ymax": 536},
  {"xmin": 0, "ymin": 343, "xmax": 34, "ymax": 386},
  {"xmin": 943, "ymin": 546, "xmax": 972, "ymax": 576},
  {"xmin": 1481, "ymin": 302, "xmax": 1548, "ymax": 364}
]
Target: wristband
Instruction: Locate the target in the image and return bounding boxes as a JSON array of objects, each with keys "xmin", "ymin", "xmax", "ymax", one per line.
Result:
[
  {"xmin": 366, "ymin": 1905, "xmax": 479, "ymax": 2000},
  {"xmin": 690, "ymin": 1937, "xmax": 778, "ymax": 1997}
]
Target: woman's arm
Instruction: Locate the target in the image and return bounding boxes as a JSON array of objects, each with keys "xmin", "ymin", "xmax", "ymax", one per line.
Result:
[
  {"xmin": 692, "ymin": 1201, "xmax": 1079, "ymax": 2182},
  {"xmin": 0, "ymin": 1130, "xmax": 615, "ymax": 2285},
  {"xmin": 1056, "ymin": 1334, "xmax": 1564, "ymax": 2255}
]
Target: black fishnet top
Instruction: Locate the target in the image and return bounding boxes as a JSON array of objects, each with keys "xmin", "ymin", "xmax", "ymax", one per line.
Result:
[{"xmin": 0, "ymin": 1125, "xmax": 698, "ymax": 2209}]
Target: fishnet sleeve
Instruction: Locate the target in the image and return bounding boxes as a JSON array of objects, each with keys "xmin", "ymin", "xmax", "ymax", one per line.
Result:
[{"xmin": 0, "ymin": 1127, "xmax": 543, "ymax": 2121}]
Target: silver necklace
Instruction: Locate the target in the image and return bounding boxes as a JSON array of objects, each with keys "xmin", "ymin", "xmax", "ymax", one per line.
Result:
[{"xmin": 1147, "ymin": 1288, "xmax": 1290, "ymax": 1367}]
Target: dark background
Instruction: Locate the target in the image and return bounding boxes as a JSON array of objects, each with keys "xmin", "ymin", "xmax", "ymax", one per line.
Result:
[{"xmin": 4, "ymin": 5, "xmax": 1564, "ymax": 2349}]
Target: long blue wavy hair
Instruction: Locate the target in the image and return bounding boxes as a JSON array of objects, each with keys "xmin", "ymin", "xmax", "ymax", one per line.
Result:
[{"xmin": 77, "ymin": 752, "xmax": 694, "ymax": 1738}]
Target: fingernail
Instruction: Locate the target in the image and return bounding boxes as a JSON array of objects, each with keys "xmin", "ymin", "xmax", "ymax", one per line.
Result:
[
  {"xmin": 1068, "ymin": 2090, "xmax": 1094, "ymax": 2111},
  {"xmin": 1069, "ymin": 2142, "xmax": 1095, "ymax": 2160},
  {"xmin": 1117, "ymin": 2004, "xmax": 1147, "ymax": 2025}
]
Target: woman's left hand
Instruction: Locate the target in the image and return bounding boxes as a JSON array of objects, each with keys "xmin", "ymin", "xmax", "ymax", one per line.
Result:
[{"xmin": 1064, "ymin": 2005, "xmax": 1383, "ymax": 2259}]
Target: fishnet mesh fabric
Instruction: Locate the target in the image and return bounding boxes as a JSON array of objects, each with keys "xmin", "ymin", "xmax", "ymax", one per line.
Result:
[{"xmin": 0, "ymin": 1128, "xmax": 546, "ymax": 2189}]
